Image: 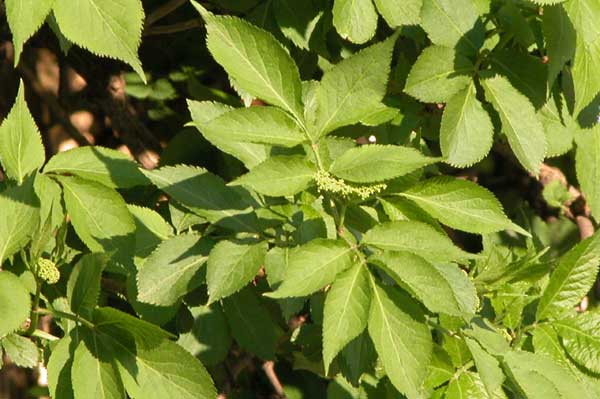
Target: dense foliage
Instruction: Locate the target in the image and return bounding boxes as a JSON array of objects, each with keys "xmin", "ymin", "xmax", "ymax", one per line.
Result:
[{"xmin": 2, "ymin": 0, "xmax": 600, "ymax": 398}]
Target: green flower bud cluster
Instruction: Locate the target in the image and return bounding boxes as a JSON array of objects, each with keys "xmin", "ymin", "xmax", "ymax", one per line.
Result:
[
  {"xmin": 37, "ymin": 258, "xmax": 60, "ymax": 285},
  {"xmin": 315, "ymin": 171, "xmax": 386, "ymax": 200}
]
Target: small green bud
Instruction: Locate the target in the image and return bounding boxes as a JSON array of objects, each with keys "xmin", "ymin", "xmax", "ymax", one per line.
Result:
[{"xmin": 37, "ymin": 258, "xmax": 60, "ymax": 285}]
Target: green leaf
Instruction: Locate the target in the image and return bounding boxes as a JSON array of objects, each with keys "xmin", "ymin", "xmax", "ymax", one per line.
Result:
[
  {"xmin": 323, "ymin": 264, "xmax": 371, "ymax": 374},
  {"xmin": 127, "ymin": 205, "xmax": 174, "ymax": 264},
  {"xmin": 564, "ymin": 0, "xmax": 600, "ymax": 44},
  {"xmin": 570, "ymin": 39, "xmax": 600, "ymax": 115},
  {"xmin": 232, "ymin": 155, "xmax": 316, "ymax": 196},
  {"xmin": 142, "ymin": 165, "xmax": 257, "ymax": 232},
  {"xmin": 273, "ymin": 0, "xmax": 323, "ymax": 50},
  {"xmin": 92, "ymin": 308, "xmax": 216, "ymax": 399},
  {"xmin": 464, "ymin": 320, "xmax": 510, "ymax": 356},
  {"xmin": 329, "ymin": 145, "xmax": 438, "ymax": 183},
  {"xmin": 137, "ymin": 233, "xmax": 212, "ymax": 306},
  {"xmin": 482, "ymin": 74, "xmax": 547, "ymax": 174},
  {"xmin": 446, "ymin": 371, "xmax": 498, "ymax": 399},
  {"xmin": 57, "ymin": 176, "xmax": 135, "ymax": 253},
  {"xmin": 425, "ymin": 344, "xmax": 454, "ymax": 390},
  {"xmin": 0, "ymin": 81, "xmax": 45, "ymax": 183},
  {"xmin": 404, "ymin": 46, "xmax": 473, "ymax": 103},
  {"xmin": 370, "ymin": 251, "xmax": 478, "ymax": 316},
  {"xmin": 362, "ymin": 220, "xmax": 475, "ymax": 264},
  {"xmin": 266, "ymin": 239, "xmax": 354, "ymax": 298},
  {"xmin": 332, "ymin": 0, "xmax": 378, "ymax": 44},
  {"xmin": 67, "ymin": 253, "xmax": 110, "ymax": 319},
  {"xmin": 1, "ymin": 334, "xmax": 38, "ymax": 368},
  {"xmin": 0, "ymin": 176, "xmax": 40, "ymax": 263},
  {"xmin": 177, "ymin": 303, "xmax": 232, "ymax": 366},
  {"xmin": 223, "ymin": 287, "xmax": 281, "ymax": 360},
  {"xmin": 489, "ymin": 49, "xmax": 547, "ymax": 109},
  {"xmin": 554, "ymin": 313, "xmax": 600, "ymax": 373},
  {"xmin": 188, "ymin": 100, "xmax": 269, "ymax": 169},
  {"xmin": 207, "ymin": 239, "xmax": 267, "ymax": 303},
  {"xmin": 440, "ymin": 82, "xmax": 494, "ymax": 167},
  {"xmin": 400, "ymin": 177, "xmax": 527, "ymax": 235},
  {"xmin": 503, "ymin": 350, "xmax": 592, "ymax": 399},
  {"xmin": 543, "ymin": 5, "xmax": 576, "ymax": 85},
  {"xmin": 53, "ymin": 0, "xmax": 145, "ymax": 80},
  {"xmin": 194, "ymin": 2, "xmax": 304, "ymax": 123},
  {"xmin": 537, "ymin": 231, "xmax": 600, "ymax": 320},
  {"xmin": 532, "ymin": 324, "xmax": 600, "ymax": 398},
  {"xmin": 373, "ymin": 0, "xmax": 422, "ymax": 26},
  {"xmin": 420, "ymin": 0, "xmax": 485, "ymax": 54},
  {"xmin": 72, "ymin": 330, "xmax": 125, "ymax": 399},
  {"xmin": 201, "ymin": 106, "xmax": 306, "ymax": 147},
  {"xmin": 464, "ymin": 338, "xmax": 505, "ymax": 398},
  {"xmin": 368, "ymin": 276, "xmax": 432, "ymax": 399},
  {"xmin": 0, "ymin": 271, "xmax": 31, "ymax": 338},
  {"xmin": 315, "ymin": 35, "xmax": 397, "ymax": 137},
  {"xmin": 5, "ymin": 0, "xmax": 54, "ymax": 63},
  {"xmin": 576, "ymin": 127, "xmax": 600, "ymax": 220},
  {"xmin": 44, "ymin": 146, "xmax": 149, "ymax": 188},
  {"xmin": 47, "ymin": 335, "xmax": 74, "ymax": 399}
]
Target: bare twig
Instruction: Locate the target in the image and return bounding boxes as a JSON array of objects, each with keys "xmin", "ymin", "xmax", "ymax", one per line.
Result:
[
  {"xmin": 145, "ymin": 0, "xmax": 187, "ymax": 27},
  {"xmin": 18, "ymin": 64, "xmax": 91, "ymax": 146},
  {"xmin": 262, "ymin": 361, "xmax": 287, "ymax": 399},
  {"xmin": 536, "ymin": 163, "xmax": 593, "ymax": 239},
  {"xmin": 144, "ymin": 19, "xmax": 203, "ymax": 36}
]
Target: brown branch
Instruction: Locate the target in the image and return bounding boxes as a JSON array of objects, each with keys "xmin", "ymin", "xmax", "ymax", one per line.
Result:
[
  {"xmin": 536, "ymin": 163, "xmax": 593, "ymax": 239},
  {"xmin": 144, "ymin": 19, "xmax": 203, "ymax": 36},
  {"xmin": 18, "ymin": 64, "xmax": 91, "ymax": 147},
  {"xmin": 101, "ymin": 74, "xmax": 161, "ymax": 169},
  {"xmin": 145, "ymin": 0, "xmax": 187, "ymax": 27},
  {"xmin": 262, "ymin": 361, "xmax": 287, "ymax": 399}
]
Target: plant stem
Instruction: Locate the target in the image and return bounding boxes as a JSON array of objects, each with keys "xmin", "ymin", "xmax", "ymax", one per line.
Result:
[{"xmin": 34, "ymin": 308, "xmax": 94, "ymax": 329}]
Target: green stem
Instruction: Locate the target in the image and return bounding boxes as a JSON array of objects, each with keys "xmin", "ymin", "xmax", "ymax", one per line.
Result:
[{"xmin": 34, "ymin": 308, "xmax": 95, "ymax": 329}]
